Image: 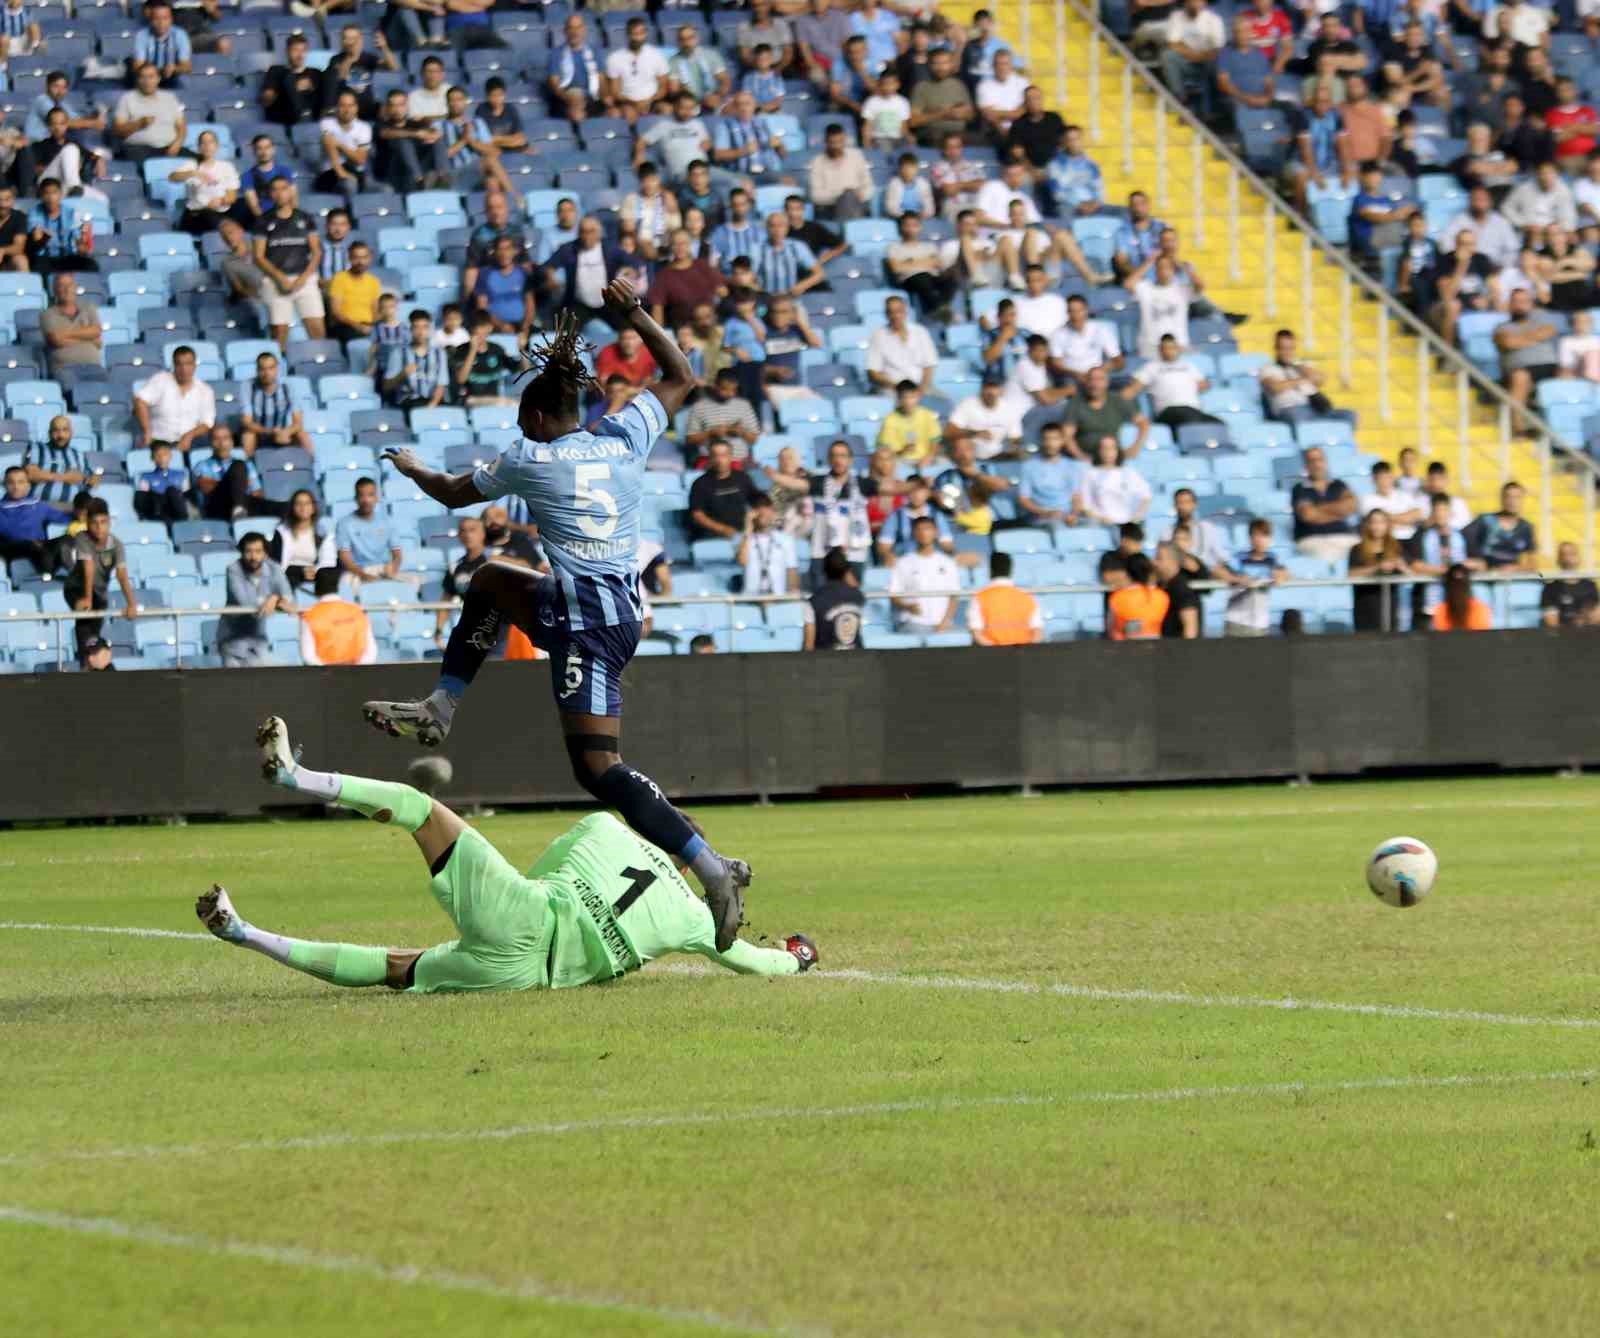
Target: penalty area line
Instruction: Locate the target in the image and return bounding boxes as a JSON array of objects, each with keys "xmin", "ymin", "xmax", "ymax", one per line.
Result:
[
  {"xmin": 0, "ymin": 921, "xmax": 213, "ymax": 942},
  {"xmin": 1, "ymin": 1069, "xmax": 1592, "ymax": 1172},
  {"xmin": 0, "ymin": 1205, "xmax": 789, "ymax": 1337}
]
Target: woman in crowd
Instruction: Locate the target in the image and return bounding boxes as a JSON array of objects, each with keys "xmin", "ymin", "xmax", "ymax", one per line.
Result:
[
  {"xmin": 1348, "ymin": 507, "xmax": 1411, "ymax": 632},
  {"xmin": 1075, "ymin": 436, "xmax": 1152, "ymax": 528},
  {"xmin": 1431, "ymin": 562, "xmax": 1494, "ymax": 631},
  {"xmin": 171, "ymin": 130, "xmax": 241, "ymax": 235},
  {"xmin": 269, "ymin": 489, "xmax": 336, "ymax": 592}
]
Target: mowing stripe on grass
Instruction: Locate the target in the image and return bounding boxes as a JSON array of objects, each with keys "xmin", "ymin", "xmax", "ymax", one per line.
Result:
[
  {"xmin": 2, "ymin": 1070, "xmax": 1591, "ymax": 1171},
  {"xmin": 0, "ymin": 1205, "xmax": 780, "ymax": 1336}
]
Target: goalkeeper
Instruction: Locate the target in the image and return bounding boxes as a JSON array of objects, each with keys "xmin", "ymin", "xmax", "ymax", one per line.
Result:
[{"xmin": 195, "ymin": 716, "xmax": 818, "ymax": 992}]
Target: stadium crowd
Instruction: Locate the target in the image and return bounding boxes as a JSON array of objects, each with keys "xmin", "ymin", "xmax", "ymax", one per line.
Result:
[{"xmin": 0, "ymin": 0, "xmax": 1588, "ymax": 672}]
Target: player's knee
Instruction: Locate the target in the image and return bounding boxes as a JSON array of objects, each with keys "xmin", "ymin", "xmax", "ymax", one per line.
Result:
[{"xmin": 563, "ymin": 734, "xmax": 620, "ymax": 795}]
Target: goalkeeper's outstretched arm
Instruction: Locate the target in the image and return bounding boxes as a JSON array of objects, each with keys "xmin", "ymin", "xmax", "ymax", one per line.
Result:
[{"xmin": 700, "ymin": 935, "xmax": 818, "ymax": 976}]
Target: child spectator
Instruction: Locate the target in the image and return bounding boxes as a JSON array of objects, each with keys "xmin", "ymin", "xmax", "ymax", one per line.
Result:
[
  {"xmin": 877, "ymin": 380, "xmax": 945, "ymax": 465},
  {"xmin": 1220, "ymin": 517, "xmax": 1287, "ymax": 636},
  {"xmin": 64, "ymin": 498, "xmax": 136, "ymax": 661},
  {"xmin": 431, "ymin": 303, "xmax": 469, "ymax": 351},
  {"xmin": 740, "ymin": 44, "xmax": 785, "ymax": 113},
  {"xmin": 368, "ymin": 291, "xmax": 407, "ymax": 381},
  {"xmin": 861, "ymin": 70, "xmax": 913, "ymax": 148},
  {"xmin": 882, "ymin": 153, "xmax": 937, "ymax": 219},
  {"xmin": 134, "ymin": 442, "xmax": 191, "ymax": 524}
]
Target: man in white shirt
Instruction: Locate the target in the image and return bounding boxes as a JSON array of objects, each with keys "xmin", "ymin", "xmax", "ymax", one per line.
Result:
[
  {"xmin": 865, "ymin": 294, "xmax": 938, "ymax": 393},
  {"xmin": 948, "ymin": 373, "xmax": 1025, "ymax": 460},
  {"xmin": 605, "ymin": 17, "xmax": 670, "ymax": 124},
  {"xmin": 1132, "ymin": 254, "xmax": 1190, "ymax": 359},
  {"xmin": 1013, "ymin": 264, "xmax": 1068, "ymax": 337},
  {"xmin": 736, "ymin": 493, "xmax": 800, "ymax": 596},
  {"xmin": 889, "ymin": 514, "xmax": 961, "ymax": 632},
  {"xmin": 1006, "ymin": 334, "xmax": 1073, "ymax": 413},
  {"xmin": 1048, "ymin": 293, "xmax": 1123, "ymax": 384},
  {"xmin": 1558, "ymin": 309, "xmax": 1600, "ymax": 379},
  {"xmin": 1358, "ymin": 460, "xmax": 1425, "ymax": 540},
  {"xmin": 1126, "ymin": 334, "xmax": 1217, "ymax": 427},
  {"xmin": 974, "ymin": 158, "xmax": 1104, "ymax": 286},
  {"xmin": 407, "ymin": 57, "xmax": 450, "ymax": 124},
  {"xmin": 133, "ymin": 345, "xmax": 217, "ymax": 452},
  {"xmin": 1484, "ymin": 0, "xmax": 1551, "ymax": 49},
  {"xmin": 1423, "ymin": 462, "xmax": 1474, "ymax": 532},
  {"xmin": 976, "ymin": 48, "xmax": 1028, "ymax": 137},
  {"xmin": 111, "ymin": 61, "xmax": 186, "ymax": 165},
  {"xmin": 1161, "ymin": 0, "xmax": 1226, "ymax": 110},
  {"xmin": 317, "ymin": 91, "xmax": 372, "ymax": 199}
]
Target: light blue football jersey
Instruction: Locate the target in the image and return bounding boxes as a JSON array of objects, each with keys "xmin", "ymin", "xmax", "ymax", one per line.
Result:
[{"xmin": 473, "ymin": 389, "xmax": 667, "ymax": 628}]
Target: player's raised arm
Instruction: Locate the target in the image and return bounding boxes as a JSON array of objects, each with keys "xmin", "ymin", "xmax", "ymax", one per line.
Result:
[
  {"xmin": 382, "ymin": 447, "xmax": 486, "ymax": 510},
  {"xmin": 603, "ymin": 276, "xmax": 697, "ymax": 419}
]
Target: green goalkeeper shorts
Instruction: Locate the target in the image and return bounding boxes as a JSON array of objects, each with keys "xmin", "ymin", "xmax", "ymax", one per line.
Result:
[{"xmin": 408, "ymin": 828, "xmax": 556, "ymax": 994}]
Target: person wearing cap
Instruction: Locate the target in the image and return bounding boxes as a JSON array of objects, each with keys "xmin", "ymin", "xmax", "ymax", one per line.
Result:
[
  {"xmin": 947, "ymin": 369, "xmax": 1025, "ymax": 460},
  {"xmin": 80, "ymin": 635, "xmax": 115, "ymax": 670},
  {"xmin": 219, "ymin": 530, "xmax": 296, "ymax": 667}
]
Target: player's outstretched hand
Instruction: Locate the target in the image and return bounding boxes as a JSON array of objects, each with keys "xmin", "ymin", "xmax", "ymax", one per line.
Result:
[
  {"xmin": 603, "ymin": 276, "xmax": 640, "ymax": 312},
  {"xmin": 382, "ymin": 447, "xmax": 423, "ymax": 479}
]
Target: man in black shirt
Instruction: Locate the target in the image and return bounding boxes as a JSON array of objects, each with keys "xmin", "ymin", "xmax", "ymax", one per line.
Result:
[
  {"xmin": 476, "ymin": 77, "xmax": 528, "ymax": 154},
  {"xmin": 1540, "ymin": 540, "xmax": 1598, "ymax": 627},
  {"xmin": 804, "ymin": 545, "xmax": 866, "ymax": 649},
  {"xmin": 782, "ymin": 194, "xmax": 846, "ymax": 271},
  {"xmin": 451, "ymin": 313, "xmax": 513, "ymax": 405},
  {"xmin": 253, "ymin": 175, "xmax": 326, "ymax": 350},
  {"xmin": 320, "ymin": 25, "xmax": 399, "ymax": 121},
  {"xmin": 1155, "ymin": 540, "xmax": 1202, "ymax": 638},
  {"xmin": 1004, "ymin": 85, "xmax": 1067, "ymax": 171},
  {"xmin": 0, "ymin": 185, "xmax": 27, "ymax": 270},
  {"xmin": 260, "ymin": 33, "xmax": 323, "ymax": 127},
  {"xmin": 688, "ymin": 439, "xmax": 760, "ymax": 538}
]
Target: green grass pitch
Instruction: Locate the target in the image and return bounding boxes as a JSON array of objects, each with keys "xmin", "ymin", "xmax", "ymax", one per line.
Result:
[{"xmin": 4, "ymin": 775, "xmax": 1600, "ymax": 1337}]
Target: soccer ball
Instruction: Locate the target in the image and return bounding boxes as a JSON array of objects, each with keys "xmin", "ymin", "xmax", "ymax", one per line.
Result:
[
  {"xmin": 1366, "ymin": 837, "xmax": 1438, "ymax": 908},
  {"xmin": 407, "ymin": 755, "xmax": 454, "ymax": 795}
]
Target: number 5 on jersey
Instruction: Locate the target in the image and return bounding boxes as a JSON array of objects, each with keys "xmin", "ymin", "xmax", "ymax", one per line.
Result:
[{"xmin": 575, "ymin": 463, "xmax": 619, "ymax": 539}]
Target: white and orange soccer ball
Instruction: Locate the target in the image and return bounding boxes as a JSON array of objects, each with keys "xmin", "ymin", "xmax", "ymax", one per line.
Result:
[{"xmin": 1366, "ymin": 837, "xmax": 1438, "ymax": 908}]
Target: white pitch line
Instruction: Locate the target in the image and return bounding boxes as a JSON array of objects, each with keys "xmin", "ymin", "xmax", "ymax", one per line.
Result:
[
  {"xmin": 0, "ymin": 1205, "xmax": 782, "ymax": 1336},
  {"xmin": 1, "ymin": 1070, "xmax": 1591, "ymax": 1172},
  {"xmin": 0, "ymin": 921, "xmax": 213, "ymax": 942}
]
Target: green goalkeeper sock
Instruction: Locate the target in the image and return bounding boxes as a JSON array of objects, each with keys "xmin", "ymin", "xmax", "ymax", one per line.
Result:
[
  {"xmin": 332, "ymin": 775, "xmax": 433, "ymax": 832},
  {"xmin": 283, "ymin": 940, "xmax": 390, "ymax": 987}
]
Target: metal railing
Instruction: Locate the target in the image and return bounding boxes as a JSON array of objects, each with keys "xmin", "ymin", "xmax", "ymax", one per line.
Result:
[
  {"xmin": 1010, "ymin": 0, "xmax": 1600, "ymax": 564},
  {"xmin": 0, "ymin": 570, "xmax": 1577, "ymax": 670}
]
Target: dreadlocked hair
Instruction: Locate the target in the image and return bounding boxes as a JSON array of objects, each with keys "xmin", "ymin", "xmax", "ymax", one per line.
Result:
[{"xmin": 513, "ymin": 312, "xmax": 602, "ymax": 419}]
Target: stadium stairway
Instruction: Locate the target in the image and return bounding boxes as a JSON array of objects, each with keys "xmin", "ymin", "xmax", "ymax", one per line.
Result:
[{"xmin": 994, "ymin": 0, "xmax": 1587, "ymax": 551}]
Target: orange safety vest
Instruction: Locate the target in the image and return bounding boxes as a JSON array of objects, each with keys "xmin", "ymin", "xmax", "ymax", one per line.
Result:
[
  {"xmin": 1108, "ymin": 584, "xmax": 1170, "ymax": 640},
  {"xmin": 974, "ymin": 582, "xmax": 1040, "ymax": 646},
  {"xmin": 304, "ymin": 599, "xmax": 370, "ymax": 665}
]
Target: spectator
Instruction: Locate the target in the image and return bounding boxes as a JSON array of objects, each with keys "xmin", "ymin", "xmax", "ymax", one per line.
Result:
[
  {"xmin": 1111, "ymin": 189, "xmax": 1166, "ymax": 284},
  {"xmin": 690, "ymin": 440, "xmax": 761, "ymax": 539},
  {"xmin": 442, "ymin": 0, "xmax": 504, "ymax": 56},
  {"xmin": 636, "ymin": 92, "xmax": 714, "ymax": 194},
  {"xmin": 603, "ymin": 17, "xmax": 669, "ymax": 125},
  {"xmin": 795, "ymin": 0, "xmax": 851, "ymax": 84},
  {"xmin": 1441, "ymin": 184, "xmax": 1522, "ymax": 270},
  {"xmin": 1005, "ymin": 85, "xmax": 1067, "ymax": 174},
  {"xmin": 1359, "ymin": 460, "xmax": 1425, "ymax": 540},
  {"xmin": 432, "ymin": 513, "xmax": 504, "ymax": 646},
  {"xmin": 133, "ymin": 441, "xmax": 190, "ymax": 525},
  {"xmin": 1503, "ymin": 93, "xmax": 1557, "ymax": 168},
  {"xmin": 1456, "ymin": 41, "xmax": 1516, "ymax": 134},
  {"xmin": 962, "ymin": 8, "xmax": 1015, "ymax": 82},
  {"xmin": 315, "ymin": 205, "xmax": 352, "ymax": 288},
  {"xmin": 1407, "ymin": 491, "xmax": 1476, "ymax": 624},
  {"xmin": 1260, "ymin": 328, "xmax": 1356, "ymax": 425},
  {"xmin": 646, "ymin": 228, "xmax": 726, "ymax": 329},
  {"xmin": 684, "ymin": 368, "xmax": 761, "ymax": 465},
  {"xmin": 447, "ymin": 313, "xmax": 511, "ymax": 407},
  {"xmin": 1017, "ymin": 423, "xmax": 1078, "ymax": 526},
  {"xmin": 756, "ymin": 295, "xmax": 824, "ymax": 405},
  {"xmin": 875, "ymin": 472, "xmax": 955, "ymax": 564},
  {"xmin": 38, "ymin": 272, "xmax": 102, "ymax": 379},
  {"xmin": 440, "ymin": 84, "xmax": 513, "ymax": 196},
  {"xmin": 321, "ymin": 25, "xmax": 398, "ymax": 117},
  {"xmin": 862, "ymin": 71, "xmax": 914, "ymax": 150},
  {"xmin": 669, "ymin": 25, "xmax": 731, "ymax": 115},
  {"xmin": 30, "ymin": 106, "xmax": 106, "ymax": 195},
  {"xmin": 253, "ymin": 175, "xmax": 326, "ymax": 353},
  {"xmin": 1347, "ymin": 508, "xmax": 1411, "ymax": 632},
  {"xmin": 741, "ymin": 43, "xmax": 786, "ymax": 114},
  {"xmin": 64, "ymin": 498, "xmax": 136, "ymax": 661},
  {"xmin": 1216, "ymin": 15, "xmax": 1276, "ymax": 133},
  {"xmin": 191, "ymin": 424, "xmax": 268, "ymax": 521},
  {"xmin": 885, "ymin": 212, "xmax": 957, "ymax": 320},
  {"xmin": 131, "ymin": 2, "xmax": 193, "ymax": 87},
  {"xmin": 367, "ymin": 291, "xmax": 408, "ymax": 379},
  {"xmin": 407, "ymin": 55, "xmax": 451, "ymax": 131},
  {"xmin": 865, "ymin": 294, "xmax": 938, "ymax": 394},
  {"xmin": 0, "ymin": 464, "xmax": 70, "ymax": 570},
  {"xmin": 383, "ymin": 309, "xmax": 449, "ymax": 410},
  {"xmin": 933, "ymin": 438, "xmax": 1012, "ymax": 537},
  {"xmin": 543, "ymin": 216, "xmax": 637, "ymax": 330},
  {"xmin": 216, "ymin": 531, "xmax": 295, "ymax": 666},
  {"xmin": 1161, "ymin": 0, "xmax": 1226, "ymax": 115},
  {"xmin": 738, "ymin": 0, "xmax": 796, "ymax": 70},
  {"xmin": 239, "ymin": 135, "xmax": 293, "ymax": 224},
  {"xmin": 1049, "ymin": 294, "xmax": 1124, "ymax": 389},
  {"xmin": 316, "ymin": 90, "xmax": 373, "ymax": 201},
  {"xmin": 595, "ymin": 327, "xmax": 658, "ymax": 390},
  {"xmin": 1132, "ymin": 254, "xmax": 1195, "ymax": 358},
  {"xmin": 1078, "ymin": 437, "xmax": 1153, "ymax": 528},
  {"xmin": 932, "ymin": 131, "xmax": 989, "ymax": 222},
  {"xmin": 23, "ymin": 70, "xmax": 103, "ymax": 145},
  {"xmin": 680, "ymin": 302, "xmax": 729, "ymax": 383},
  {"xmin": 21, "ymin": 414, "xmax": 89, "ymax": 519},
  {"xmin": 1421, "ymin": 462, "xmax": 1474, "ymax": 532},
  {"xmin": 1547, "ymin": 77, "xmax": 1599, "ymax": 175},
  {"xmin": 878, "ymin": 380, "xmax": 945, "ymax": 466},
  {"xmin": 713, "ymin": 90, "xmax": 789, "ymax": 181},
  {"xmin": 1451, "ymin": 122, "xmax": 1519, "ymax": 200},
  {"xmin": 167, "ymin": 130, "xmax": 239, "ymax": 236},
  {"xmin": 470, "ymin": 235, "xmax": 535, "ymax": 341},
  {"xmin": 687, "ymin": 633, "xmax": 717, "ymax": 654},
  {"xmin": 133, "ymin": 346, "xmax": 215, "ymax": 455},
  {"xmin": 979, "ymin": 157, "xmax": 1104, "ymax": 287},
  {"xmin": 1494, "ymin": 288, "xmax": 1561, "ymax": 431},
  {"xmin": 851, "ymin": 0, "xmax": 899, "ymax": 73},
  {"xmin": 1431, "ymin": 563, "xmax": 1494, "ymax": 631},
  {"xmin": 1290, "ymin": 445, "xmax": 1359, "ymax": 562},
  {"xmin": 1396, "ymin": 212, "xmax": 1442, "ymax": 319},
  {"xmin": 889, "ymin": 515, "xmax": 960, "ymax": 633},
  {"xmin": 1013, "ymin": 263, "xmax": 1069, "ymax": 338},
  {"xmin": 0, "ymin": 185, "xmax": 24, "ymax": 272},
  {"xmin": 1064, "ymin": 365, "xmax": 1147, "ymax": 461},
  {"xmin": 1285, "ymin": 80, "xmax": 1350, "ymax": 212},
  {"xmin": 908, "ymin": 48, "xmax": 976, "ymax": 147},
  {"xmin": 1540, "ymin": 540, "xmax": 1598, "ymax": 626},
  {"xmin": 1349, "ymin": 160, "xmax": 1417, "ymax": 275},
  {"xmin": 300, "ymin": 564, "xmax": 378, "ymax": 665},
  {"xmin": 1045, "ymin": 124, "xmax": 1104, "ymax": 221},
  {"xmin": 969, "ymin": 551, "xmax": 1044, "ymax": 645},
  {"xmin": 1100, "ymin": 522, "xmax": 1144, "ymax": 595},
  {"xmin": 1465, "ymin": 480, "xmax": 1538, "ymax": 570},
  {"xmin": 259, "ymin": 33, "xmax": 322, "ymax": 127},
  {"xmin": 26, "ymin": 179, "xmax": 94, "ymax": 276},
  {"xmin": 1216, "ymin": 517, "xmax": 1285, "ymax": 636},
  {"xmin": 335, "ymin": 476, "xmax": 402, "ymax": 587},
  {"xmin": 1503, "ymin": 159, "xmax": 1579, "ymax": 240},
  {"xmin": 737, "ymin": 493, "xmax": 801, "ymax": 597},
  {"xmin": 709, "ymin": 188, "xmax": 764, "ymax": 267},
  {"xmin": 1165, "ymin": 486, "xmax": 1230, "ymax": 571},
  {"xmin": 882, "ymin": 152, "xmax": 936, "ymax": 219},
  {"xmin": 432, "ymin": 302, "xmax": 467, "ymax": 354},
  {"xmin": 752, "ymin": 212, "xmax": 823, "ymax": 297},
  {"xmin": 240, "ymin": 351, "xmax": 313, "ymax": 459},
  {"xmin": 804, "ymin": 545, "xmax": 866, "ymax": 649},
  {"xmin": 1107, "ymin": 552, "xmax": 1169, "ymax": 640},
  {"xmin": 894, "ymin": 21, "xmax": 939, "ymax": 94},
  {"xmin": 475, "ymin": 76, "xmax": 526, "ymax": 158},
  {"xmin": 808, "ymin": 438, "xmax": 881, "ymax": 578},
  {"xmin": 977, "ymin": 49, "xmax": 1028, "ymax": 139},
  {"xmin": 325, "ymin": 240, "xmax": 380, "ymax": 344},
  {"xmin": 547, "ymin": 14, "xmax": 604, "ymax": 117},
  {"xmin": 1127, "ymin": 334, "xmax": 1219, "ymax": 428},
  {"xmin": 459, "ymin": 190, "xmax": 526, "ymax": 301},
  {"xmin": 1380, "ymin": 20, "xmax": 1448, "ymax": 112},
  {"xmin": 827, "ymin": 34, "xmax": 877, "ymax": 118},
  {"xmin": 1001, "ymin": 330, "xmax": 1071, "ymax": 414},
  {"xmin": 949, "ymin": 371, "xmax": 1025, "ymax": 460},
  {"xmin": 1559, "ymin": 309, "xmax": 1600, "ymax": 380},
  {"xmin": 1429, "ymin": 227, "xmax": 1499, "ymax": 345},
  {"xmin": 374, "ymin": 89, "xmax": 446, "ymax": 194},
  {"xmin": 268, "ymin": 488, "xmax": 335, "ymax": 592},
  {"xmin": 1154, "ymin": 541, "xmax": 1202, "ymax": 638},
  {"xmin": 1533, "ymin": 225, "xmax": 1595, "ymax": 313}
]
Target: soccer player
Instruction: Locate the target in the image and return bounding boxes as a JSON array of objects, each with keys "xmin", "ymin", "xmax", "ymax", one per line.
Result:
[
  {"xmin": 196, "ymin": 717, "xmax": 818, "ymax": 992},
  {"xmin": 361, "ymin": 276, "xmax": 752, "ymax": 949}
]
